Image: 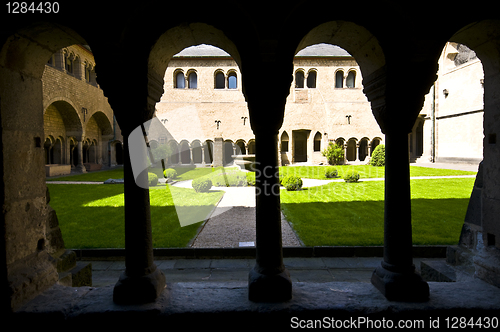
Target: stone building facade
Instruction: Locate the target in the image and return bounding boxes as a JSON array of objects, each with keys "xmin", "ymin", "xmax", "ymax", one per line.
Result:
[
  {"xmin": 42, "ymin": 44, "xmax": 122, "ymax": 176},
  {"xmin": 156, "ymin": 44, "xmax": 384, "ymax": 167},
  {"xmin": 415, "ymin": 42, "xmax": 484, "ymax": 164}
]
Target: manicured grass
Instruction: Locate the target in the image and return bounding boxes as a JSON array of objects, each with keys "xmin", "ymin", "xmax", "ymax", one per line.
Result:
[
  {"xmin": 47, "ymin": 165, "xmax": 477, "ymax": 249},
  {"xmin": 279, "ymin": 165, "xmax": 476, "ymax": 180},
  {"xmin": 280, "ymin": 178, "xmax": 475, "ymax": 246},
  {"xmin": 47, "ymin": 164, "xmax": 476, "ymax": 183},
  {"xmin": 47, "ymin": 183, "xmax": 224, "ymax": 249}
]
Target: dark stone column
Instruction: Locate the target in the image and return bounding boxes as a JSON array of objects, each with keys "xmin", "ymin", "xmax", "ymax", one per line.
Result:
[
  {"xmin": 248, "ymin": 129, "xmax": 292, "ymax": 302},
  {"xmin": 371, "ymin": 128, "xmax": 429, "ymax": 301},
  {"xmin": 113, "ymin": 133, "xmax": 166, "ymax": 304}
]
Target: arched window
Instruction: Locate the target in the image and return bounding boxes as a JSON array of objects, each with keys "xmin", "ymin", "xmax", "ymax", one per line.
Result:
[
  {"xmin": 65, "ymin": 54, "xmax": 73, "ymax": 74},
  {"xmin": 281, "ymin": 131, "xmax": 289, "ymax": 152},
  {"xmin": 215, "ymin": 71, "xmax": 225, "ymax": 89},
  {"xmin": 295, "ymin": 70, "xmax": 304, "ymax": 88},
  {"xmin": 335, "ymin": 70, "xmax": 344, "ymax": 88},
  {"xmin": 313, "ymin": 132, "xmax": 322, "ymax": 151},
  {"xmin": 228, "ymin": 72, "xmax": 237, "ymax": 89},
  {"xmin": 346, "ymin": 71, "xmax": 356, "ymax": 88},
  {"xmin": 188, "ymin": 71, "xmax": 197, "ymax": 89},
  {"xmin": 307, "ymin": 70, "xmax": 317, "ymax": 88},
  {"xmin": 175, "ymin": 71, "xmax": 185, "ymax": 89}
]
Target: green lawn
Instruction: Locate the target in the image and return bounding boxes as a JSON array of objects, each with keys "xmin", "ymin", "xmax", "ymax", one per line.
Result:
[
  {"xmin": 280, "ymin": 178, "xmax": 475, "ymax": 246},
  {"xmin": 47, "ymin": 183, "xmax": 224, "ymax": 249},
  {"xmin": 47, "ymin": 164, "xmax": 475, "ymax": 183},
  {"xmin": 46, "ymin": 165, "xmax": 476, "ymax": 249},
  {"xmin": 279, "ymin": 165, "xmax": 476, "ymax": 180}
]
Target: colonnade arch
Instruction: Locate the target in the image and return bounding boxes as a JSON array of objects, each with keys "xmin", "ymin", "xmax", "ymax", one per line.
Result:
[{"xmin": 2, "ymin": 4, "xmax": 500, "ymax": 318}]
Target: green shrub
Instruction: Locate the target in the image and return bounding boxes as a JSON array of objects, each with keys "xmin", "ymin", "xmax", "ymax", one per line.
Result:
[
  {"xmin": 370, "ymin": 144, "xmax": 385, "ymax": 167},
  {"xmin": 163, "ymin": 168, "xmax": 177, "ymax": 179},
  {"xmin": 281, "ymin": 175, "xmax": 303, "ymax": 191},
  {"xmin": 322, "ymin": 142, "xmax": 345, "ymax": 165},
  {"xmin": 192, "ymin": 177, "xmax": 212, "ymax": 192},
  {"xmin": 246, "ymin": 172, "xmax": 256, "ymax": 186},
  {"xmin": 148, "ymin": 172, "xmax": 158, "ymax": 186},
  {"xmin": 343, "ymin": 170, "xmax": 360, "ymax": 183},
  {"xmin": 324, "ymin": 166, "xmax": 338, "ymax": 178}
]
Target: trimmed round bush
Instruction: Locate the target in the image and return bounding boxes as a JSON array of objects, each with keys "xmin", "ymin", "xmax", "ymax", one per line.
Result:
[
  {"xmin": 148, "ymin": 172, "xmax": 158, "ymax": 186},
  {"xmin": 192, "ymin": 177, "xmax": 212, "ymax": 193},
  {"xmin": 322, "ymin": 142, "xmax": 345, "ymax": 165},
  {"xmin": 370, "ymin": 144, "xmax": 385, "ymax": 167},
  {"xmin": 343, "ymin": 170, "xmax": 360, "ymax": 183},
  {"xmin": 324, "ymin": 166, "xmax": 338, "ymax": 178},
  {"xmin": 281, "ymin": 175, "xmax": 303, "ymax": 191},
  {"xmin": 163, "ymin": 168, "xmax": 177, "ymax": 179}
]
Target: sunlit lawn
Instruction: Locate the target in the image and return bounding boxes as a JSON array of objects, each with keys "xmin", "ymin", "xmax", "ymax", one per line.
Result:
[
  {"xmin": 47, "ymin": 183, "xmax": 224, "ymax": 249},
  {"xmin": 279, "ymin": 164, "xmax": 476, "ymax": 180},
  {"xmin": 280, "ymin": 178, "xmax": 475, "ymax": 246},
  {"xmin": 47, "ymin": 165, "xmax": 476, "ymax": 248}
]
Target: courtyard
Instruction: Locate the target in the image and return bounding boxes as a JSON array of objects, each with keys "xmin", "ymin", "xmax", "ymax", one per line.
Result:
[{"xmin": 46, "ymin": 162, "xmax": 477, "ymax": 250}]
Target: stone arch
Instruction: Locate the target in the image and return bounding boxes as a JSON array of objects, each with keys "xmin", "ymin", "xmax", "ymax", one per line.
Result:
[
  {"xmin": 179, "ymin": 140, "xmax": 191, "ymax": 164},
  {"xmin": 187, "ymin": 69, "xmax": 198, "ymax": 89},
  {"xmin": 235, "ymin": 139, "xmax": 246, "ymax": 155},
  {"xmin": 87, "ymin": 111, "xmax": 113, "ymax": 136},
  {"xmin": 191, "ymin": 140, "xmax": 202, "ymax": 164},
  {"xmin": 313, "ymin": 131, "xmax": 322, "ymax": 152},
  {"xmin": 358, "ymin": 137, "xmax": 370, "ymax": 161},
  {"xmin": 227, "ymin": 69, "xmax": 238, "ymax": 89},
  {"xmin": 247, "ymin": 139, "xmax": 256, "ymax": 155},
  {"xmin": 280, "ymin": 131, "xmax": 289, "ymax": 152},
  {"xmin": 168, "ymin": 140, "xmax": 180, "ymax": 164},
  {"xmin": 307, "ymin": 69, "xmax": 317, "ymax": 88},
  {"xmin": 346, "ymin": 69, "xmax": 357, "ymax": 88},
  {"xmin": 148, "ymin": 22, "xmax": 242, "ymax": 110},
  {"xmin": 44, "ymin": 99, "xmax": 83, "ymax": 137},
  {"xmin": 335, "ymin": 69, "xmax": 344, "ymax": 88},
  {"xmin": 112, "ymin": 140, "xmax": 124, "ymax": 165},
  {"xmin": 295, "ymin": 69, "xmax": 305, "ymax": 88},
  {"xmin": 440, "ymin": 20, "xmax": 500, "ymax": 252},
  {"xmin": 295, "ymin": 21, "xmax": 385, "ymax": 83},
  {"xmin": 346, "ymin": 137, "xmax": 358, "ymax": 161},
  {"xmin": 370, "ymin": 137, "xmax": 382, "ymax": 156},
  {"xmin": 174, "ymin": 69, "xmax": 185, "ymax": 89}
]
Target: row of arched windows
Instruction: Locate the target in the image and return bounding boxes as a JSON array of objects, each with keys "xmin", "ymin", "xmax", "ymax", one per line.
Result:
[
  {"xmin": 46, "ymin": 48, "xmax": 97, "ymax": 86},
  {"xmin": 295, "ymin": 68, "xmax": 357, "ymax": 89},
  {"xmin": 174, "ymin": 69, "xmax": 238, "ymax": 89}
]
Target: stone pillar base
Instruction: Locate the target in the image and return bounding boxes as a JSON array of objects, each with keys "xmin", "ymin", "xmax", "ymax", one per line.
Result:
[
  {"xmin": 371, "ymin": 263, "xmax": 429, "ymax": 302},
  {"xmin": 248, "ymin": 266, "xmax": 292, "ymax": 302},
  {"xmin": 113, "ymin": 267, "xmax": 166, "ymax": 304}
]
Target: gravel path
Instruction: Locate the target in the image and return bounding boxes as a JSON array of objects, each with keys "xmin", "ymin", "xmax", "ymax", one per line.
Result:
[
  {"xmin": 190, "ymin": 206, "xmax": 301, "ymax": 248},
  {"xmin": 174, "ymin": 180, "xmax": 302, "ymax": 248}
]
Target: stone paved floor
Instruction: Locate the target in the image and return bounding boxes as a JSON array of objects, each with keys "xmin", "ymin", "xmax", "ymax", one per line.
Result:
[{"xmin": 88, "ymin": 256, "xmax": 435, "ymax": 287}]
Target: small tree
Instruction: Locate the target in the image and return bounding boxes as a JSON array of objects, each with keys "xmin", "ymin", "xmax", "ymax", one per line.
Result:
[
  {"xmin": 370, "ymin": 144, "xmax": 385, "ymax": 167},
  {"xmin": 322, "ymin": 142, "xmax": 345, "ymax": 165}
]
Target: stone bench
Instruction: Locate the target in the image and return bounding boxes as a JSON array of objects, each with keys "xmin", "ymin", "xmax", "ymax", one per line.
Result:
[
  {"xmin": 84, "ymin": 163, "xmax": 102, "ymax": 172},
  {"xmin": 45, "ymin": 164, "xmax": 71, "ymax": 177}
]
